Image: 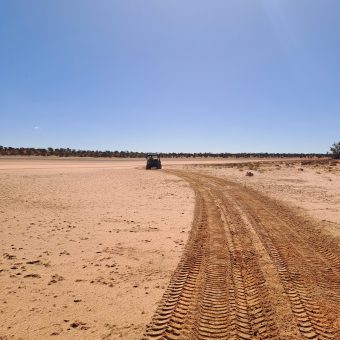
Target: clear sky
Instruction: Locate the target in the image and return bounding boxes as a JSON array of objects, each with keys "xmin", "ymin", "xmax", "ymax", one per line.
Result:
[{"xmin": 1, "ymin": 1, "xmax": 339, "ymax": 153}]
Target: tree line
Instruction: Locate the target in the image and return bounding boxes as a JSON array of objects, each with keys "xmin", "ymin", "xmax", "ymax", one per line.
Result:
[{"xmin": 0, "ymin": 146, "xmax": 330, "ymax": 159}]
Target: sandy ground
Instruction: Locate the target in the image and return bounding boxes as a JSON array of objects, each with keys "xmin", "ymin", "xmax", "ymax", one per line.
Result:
[
  {"xmin": 1, "ymin": 157, "xmax": 339, "ymax": 339},
  {"xmin": 180, "ymin": 158, "xmax": 340, "ymax": 237},
  {"xmin": 0, "ymin": 158, "xmax": 194, "ymax": 339},
  {"xmin": 144, "ymin": 169, "xmax": 340, "ymax": 339},
  {"xmin": 0, "ymin": 156, "xmax": 261, "ymax": 171}
]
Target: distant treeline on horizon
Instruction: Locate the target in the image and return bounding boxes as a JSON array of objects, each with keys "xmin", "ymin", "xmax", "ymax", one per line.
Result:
[{"xmin": 0, "ymin": 146, "xmax": 329, "ymax": 159}]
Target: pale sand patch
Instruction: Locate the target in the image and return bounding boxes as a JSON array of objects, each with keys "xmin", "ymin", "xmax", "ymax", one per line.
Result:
[
  {"xmin": 0, "ymin": 156, "xmax": 302, "ymax": 172},
  {"xmin": 0, "ymin": 161, "xmax": 194, "ymax": 339}
]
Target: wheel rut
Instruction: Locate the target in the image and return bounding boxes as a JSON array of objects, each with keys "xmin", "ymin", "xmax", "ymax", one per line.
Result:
[{"xmin": 143, "ymin": 170, "xmax": 339, "ymax": 339}]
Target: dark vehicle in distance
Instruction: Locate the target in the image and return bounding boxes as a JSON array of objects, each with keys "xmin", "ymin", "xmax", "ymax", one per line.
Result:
[{"xmin": 146, "ymin": 154, "xmax": 162, "ymax": 170}]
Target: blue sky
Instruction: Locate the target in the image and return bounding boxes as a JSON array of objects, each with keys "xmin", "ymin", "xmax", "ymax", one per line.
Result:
[{"xmin": 0, "ymin": 1, "xmax": 339, "ymax": 153}]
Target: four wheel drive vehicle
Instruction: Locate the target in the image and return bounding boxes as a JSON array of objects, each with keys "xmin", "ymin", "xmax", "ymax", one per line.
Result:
[{"xmin": 146, "ymin": 154, "xmax": 162, "ymax": 169}]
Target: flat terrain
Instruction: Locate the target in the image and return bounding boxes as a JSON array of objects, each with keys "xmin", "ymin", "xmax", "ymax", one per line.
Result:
[
  {"xmin": 0, "ymin": 158, "xmax": 194, "ymax": 339},
  {"xmin": 1, "ymin": 157, "xmax": 339, "ymax": 339},
  {"xmin": 145, "ymin": 169, "xmax": 340, "ymax": 339},
  {"xmin": 185, "ymin": 159, "xmax": 340, "ymax": 236}
]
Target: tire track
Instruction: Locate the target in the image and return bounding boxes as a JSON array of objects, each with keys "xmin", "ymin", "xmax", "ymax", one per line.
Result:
[
  {"xmin": 144, "ymin": 180, "xmax": 233, "ymax": 339},
  {"xmin": 143, "ymin": 190, "xmax": 207, "ymax": 339},
  {"xmin": 143, "ymin": 170, "xmax": 339, "ymax": 339},
  {"xmin": 205, "ymin": 173, "xmax": 339, "ymax": 339}
]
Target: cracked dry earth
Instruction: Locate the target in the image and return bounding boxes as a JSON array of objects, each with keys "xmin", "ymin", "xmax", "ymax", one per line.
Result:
[{"xmin": 143, "ymin": 170, "xmax": 340, "ymax": 339}]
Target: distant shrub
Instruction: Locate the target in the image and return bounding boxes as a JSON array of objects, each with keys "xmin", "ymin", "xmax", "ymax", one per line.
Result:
[{"xmin": 330, "ymin": 141, "xmax": 340, "ymax": 159}]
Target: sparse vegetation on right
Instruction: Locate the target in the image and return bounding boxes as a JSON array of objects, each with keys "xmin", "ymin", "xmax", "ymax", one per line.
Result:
[{"xmin": 330, "ymin": 141, "xmax": 340, "ymax": 159}]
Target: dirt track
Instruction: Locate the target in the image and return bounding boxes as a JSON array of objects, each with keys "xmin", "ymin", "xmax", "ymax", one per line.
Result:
[{"xmin": 143, "ymin": 170, "xmax": 340, "ymax": 339}]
